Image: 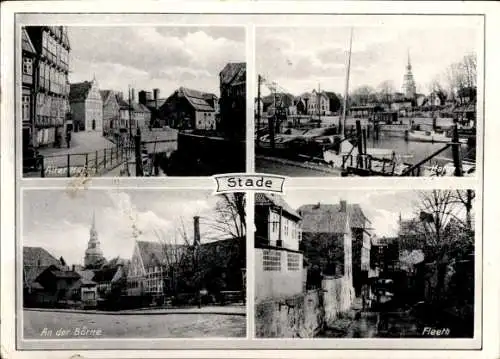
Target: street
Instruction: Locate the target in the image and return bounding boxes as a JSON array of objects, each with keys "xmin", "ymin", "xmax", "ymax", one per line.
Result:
[{"xmin": 24, "ymin": 309, "xmax": 246, "ymax": 338}]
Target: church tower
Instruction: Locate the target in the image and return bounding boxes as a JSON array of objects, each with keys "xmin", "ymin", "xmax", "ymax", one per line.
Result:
[
  {"xmin": 402, "ymin": 50, "xmax": 417, "ymax": 99},
  {"xmin": 84, "ymin": 211, "xmax": 104, "ymax": 268}
]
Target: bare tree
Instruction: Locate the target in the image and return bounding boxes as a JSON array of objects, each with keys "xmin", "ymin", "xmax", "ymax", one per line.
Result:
[
  {"xmin": 377, "ymin": 80, "xmax": 395, "ymax": 104},
  {"xmin": 351, "ymin": 86, "xmax": 377, "ymax": 106},
  {"xmin": 203, "ymin": 193, "xmax": 246, "ymax": 240},
  {"xmin": 452, "ymin": 189, "xmax": 475, "ymax": 232},
  {"xmin": 445, "ymin": 53, "xmax": 477, "ymax": 104},
  {"xmin": 407, "ymin": 190, "xmax": 475, "ymax": 302}
]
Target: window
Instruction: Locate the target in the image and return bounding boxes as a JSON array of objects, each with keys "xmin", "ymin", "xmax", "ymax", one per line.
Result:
[
  {"xmin": 284, "ymin": 219, "xmax": 288, "ymax": 236},
  {"xmin": 22, "ymin": 95, "xmax": 30, "ymax": 121},
  {"xmin": 263, "ymin": 249, "xmax": 281, "ymax": 271},
  {"xmin": 23, "ymin": 58, "xmax": 33, "ymax": 75},
  {"xmin": 287, "ymin": 252, "xmax": 300, "ymax": 271},
  {"xmin": 42, "ymin": 32, "xmax": 48, "ymax": 51}
]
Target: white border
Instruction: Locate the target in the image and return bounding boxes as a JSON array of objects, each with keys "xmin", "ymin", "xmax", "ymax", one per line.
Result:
[{"xmin": 2, "ymin": 1, "xmax": 499, "ymax": 359}]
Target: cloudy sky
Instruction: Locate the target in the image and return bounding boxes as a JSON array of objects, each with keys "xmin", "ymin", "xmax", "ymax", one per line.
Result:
[
  {"xmin": 283, "ymin": 190, "xmax": 471, "ymax": 238},
  {"xmin": 23, "ymin": 189, "xmax": 228, "ymax": 265},
  {"xmin": 67, "ymin": 26, "xmax": 245, "ymax": 99},
  {"xmin": 256, "ymin": 20, "xmax": 480, "ymax": 97}
]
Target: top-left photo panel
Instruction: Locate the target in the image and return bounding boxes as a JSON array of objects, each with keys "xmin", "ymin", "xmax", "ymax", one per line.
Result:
[{"xmin": 20, "ymin": 25, "xmax": 246, "ymax": 178}]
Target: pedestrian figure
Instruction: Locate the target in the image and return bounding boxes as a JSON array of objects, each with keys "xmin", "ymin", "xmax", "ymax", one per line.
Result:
[{"xmin": 66, "ymin": 131, "xmax": 72, "ymax": 148}]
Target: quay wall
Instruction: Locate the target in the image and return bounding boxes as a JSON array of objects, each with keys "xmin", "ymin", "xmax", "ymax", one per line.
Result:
[{"xmin": 255, "ymin": 290, "xmax": 325, "ymax": 338}]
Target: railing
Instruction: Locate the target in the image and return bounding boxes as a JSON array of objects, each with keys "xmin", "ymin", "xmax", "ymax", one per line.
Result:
[{"xmin": 39, "ymin": 146, "xmax": 132, "ymax": 178}]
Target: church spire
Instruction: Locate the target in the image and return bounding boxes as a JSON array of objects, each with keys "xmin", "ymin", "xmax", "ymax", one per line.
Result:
[{"xmin": 407, "ymin": 49, "xmax": 411, "ymax": 69}]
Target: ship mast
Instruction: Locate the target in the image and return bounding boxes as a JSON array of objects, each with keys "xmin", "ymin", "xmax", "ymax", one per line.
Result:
[{"xmin": 341, "ymin": 28, "xmax": 353, "ymax": 138}]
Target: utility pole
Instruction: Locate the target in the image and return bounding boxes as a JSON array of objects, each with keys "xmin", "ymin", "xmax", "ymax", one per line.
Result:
[
  {"xmin": 257, "ymin": 75, "xmax": 262, "ymax": 145},
  {"xmin": 268, "ymin": 81, "xmax": 276, "ymax": 150}
]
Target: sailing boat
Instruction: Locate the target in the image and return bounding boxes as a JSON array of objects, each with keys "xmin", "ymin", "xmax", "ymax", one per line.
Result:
[{"xmin": 322, "ymin": 29, "xmax": 395, "ymax": 169}]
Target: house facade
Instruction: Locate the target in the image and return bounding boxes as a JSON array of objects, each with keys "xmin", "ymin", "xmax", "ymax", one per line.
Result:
[
  {"xmin": 219, "ymin": 62, "xmax": 246, "ymax": 139},
  {"xmin": 298, "ymin": 201, "xmax": 372, "ymax": 297},
  {"xmin": 21, "ymin": 28, "xmax": 37, "ymax": 148},
  {"xmin": 159, "ymin": 87, "xmax": 216, "ymax": 131},
  {"xmin": 100, "ymin": 90, "xmax": 121, "ymax": 136},
  {"xmin": 117, "ymin": 98, "xmax": 151, "ymax": 134},
  {"xmin": 254, "ymin": 193, "xmax": 304, "ymax": 302},
  {"xmin": 69, "ymin": 77, "xmax": 103, "ymax": 132},
  {"xmin": 24, "ymin": 26, "xmax": 71, "ymax": 147}
]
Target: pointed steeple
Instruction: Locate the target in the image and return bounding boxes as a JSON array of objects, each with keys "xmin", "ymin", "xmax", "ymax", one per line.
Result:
[
  {"xmin": 402, "ymin": 48, "xmax": 416, "ymax": 99},
  {"xmin": 85, "ymin": 209, "xmax": 104, "ymax": 268}
]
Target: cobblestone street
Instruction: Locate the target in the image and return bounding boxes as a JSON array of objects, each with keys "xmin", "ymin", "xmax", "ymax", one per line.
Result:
[{"xmin": 24, "ymin": 309, "xmax": 246, "ymax": 339}]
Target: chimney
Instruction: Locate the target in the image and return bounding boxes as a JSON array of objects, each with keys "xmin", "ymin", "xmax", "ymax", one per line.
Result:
[
  {"xmin": 193, "ymin": 216, "xmax": 200, "ymax": 246},
  {"xmin": 153, "ymin": 88, "xmax": 159, "ymax": 107},
  {"xmin": 72, "ymin": 264, "xmax": 75, "ymax": 272},
  {"xmin": 340, "ymin": 200, "xmax": 347, "ymax": 212}
]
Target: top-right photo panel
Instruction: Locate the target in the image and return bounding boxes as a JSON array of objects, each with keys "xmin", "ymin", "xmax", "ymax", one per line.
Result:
[{"xmin": 255, "ymin": 17, "xmax": 482, "ymax": 177}]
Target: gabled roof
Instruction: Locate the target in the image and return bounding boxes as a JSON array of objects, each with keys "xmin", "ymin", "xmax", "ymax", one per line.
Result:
[
  {"xmin": 22, "ymin": 28, "xmax": 36, "ymax": 54},
  {"xmin": 298, "ymin": 203, "xmax": 370, "ymax": 233},
  {"xmin": 136, "ymin": 240, "xmax": 186, "ymax": 269},
  {"xmin": 220, "ymin": 62, "xmax": 246, "ymax": 86},
  {"xmin": 178, "ymin": 87, "xmax": 216, "ymax": 112},
  {"xmin": 255, "ymin": 193, "xmax": 301, "ymax": 220},
  {"xmin": 38, "ymin": 265, "xmax": 80, "ymax": 280},
  {"xmin": 100, "ymin": 90, "xmax": 117, "ymax": 104},
  {"xmin": 298, "ymin": 205, "xmax": 349, "ymax": 233},
  {"xmin": 70, "ymin": 81, "xmax": 92, "ymax": 102},
  {"xmin": 23, "ymin": 246, "xmax": 60, "ymax": 268},
  {"xmin": 117, "ymin": 99, "xmax": 150, "ymax": 113}
]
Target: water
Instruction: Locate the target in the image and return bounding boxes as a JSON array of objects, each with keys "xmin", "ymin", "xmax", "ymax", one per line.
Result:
[
  {"xmin": 314, "ymin": 116, "xmax": 475, "ymax": 166},
  {"xmin": 368, "ymin": 132, "xmax": 475, "ymax": 166}
]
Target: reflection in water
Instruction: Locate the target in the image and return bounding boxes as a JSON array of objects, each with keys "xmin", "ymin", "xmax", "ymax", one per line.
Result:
[{"xmin": 369, "ymin": 132, "xmax": 475, "ymax": 166}]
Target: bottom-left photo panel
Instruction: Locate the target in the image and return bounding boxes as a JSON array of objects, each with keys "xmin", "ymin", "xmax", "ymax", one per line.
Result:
[{"xmin": 19, "ymin": 188, "xmax": 247, "ymax": 342}]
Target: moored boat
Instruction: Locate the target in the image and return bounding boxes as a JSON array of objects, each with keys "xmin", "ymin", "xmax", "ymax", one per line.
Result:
[{"xmin": 405, "ymin": 129, "xmax": 453, "ymax": 143}]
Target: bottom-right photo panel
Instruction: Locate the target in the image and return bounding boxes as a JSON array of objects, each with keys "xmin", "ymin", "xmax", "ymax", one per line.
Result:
[{"xmin": 254, "ymin": 189, "xmax": 477, "ymax": 339}]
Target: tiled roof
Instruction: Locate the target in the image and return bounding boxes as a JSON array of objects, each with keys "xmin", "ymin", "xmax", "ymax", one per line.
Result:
[
  {"xmin": 137, "ymin": 240, "xmax": 186, "ymax": 269},
  {"xmin": 255, "ymin": 193, "xmax": 301, "ymax": 220},
  {"xmin": 220, "ymin": 63, "xmax": 246, "ymax": 86},
  {"xmin": 100, "ymin": 90, "xmax": 113, "ymax": 103},
  {"xmin": 22, "ymin": 28, "xmax": 36, "ymax": 54},
  {"xmin": 43, "ymin": 265, "xmax": 80, "ymax": 279},
  {"xmin": 179, "ymin": 87, "xmax": 216, "ymax": 112},
  {"xmin": 70, "ymin": 81, "xmax": 92, "ymax": 102},
  {"xmin": 297, "ymin": 203, "xmax": 369, "ymax": 230},
  {"xmin": 298, "ymin": 205, "xmax": 349, "ymax": 233}
]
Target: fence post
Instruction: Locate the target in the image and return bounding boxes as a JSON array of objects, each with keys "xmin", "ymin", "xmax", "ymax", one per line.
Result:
[
  {"xmin": 104, "ymin": 149, "xmax": 107, "ymax": 169},
  {"xmin": 95, "ymin": 150, "xmax": 98, "ymax": 172},
  {"xmin": 85, "ymin": 153, "xmax": 89, "ymax": 170},
  {"xmin": 40, "ymin": 157, "xmax": 45, "ymax": 178},
  {"xmin": 67, "ymin": 154, "xmax": 71, "ymax": 177},
  {"xmin": 110, "ymin": 148, "xmax": 113, "ymax": 166}
]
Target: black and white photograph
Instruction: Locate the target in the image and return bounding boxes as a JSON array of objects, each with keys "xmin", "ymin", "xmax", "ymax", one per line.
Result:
[
  {"xmin": 21, "ymin": 26, "xmax": 246, "ymax": 178},
  {"xmin": 21, "ymin": 189, "xmax": 247, "ymax": 340},
  {"xmin": 254, "ymin": 190, "xmax": 476, "ymax": 338},
  {"xmin": 255, "ymin": 19, "xmax": 481, "ymax": 177}
]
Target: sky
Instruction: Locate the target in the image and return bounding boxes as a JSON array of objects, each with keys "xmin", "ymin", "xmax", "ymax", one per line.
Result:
[
  {"xmin": 282, "ymin": 190, "xmax": 472, "ymax": 238},
  {"xmin": 256, "ymin": 20, "xmax": 480, "ymax": 97},
  {"xmin": 67, "ymin": 26, "xmax": 246, "ymax": 99},
  {"xmin": 22, "ymin": 189, "xmax": 229, "ymax": 266}
]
